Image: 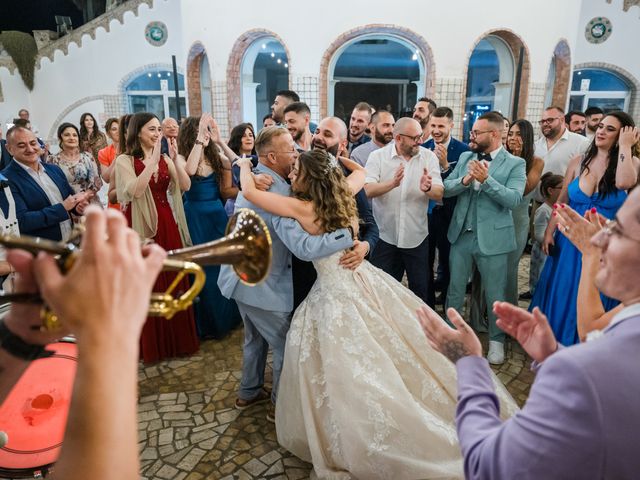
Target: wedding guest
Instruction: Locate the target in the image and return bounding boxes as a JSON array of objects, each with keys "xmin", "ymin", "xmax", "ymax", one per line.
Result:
[
  {"xmin": 78, "ymin": 113, "xmax": 107, "ymax": 162},
  {"xmin": 48, "ymin": 123, "xmax": 103, "ymax": 207},
  {"xmin": 179, "ymin": 114, "xmax": 240, "ymax": 339},
  {"xmin": 504, "ymin": 119, "xmax": 543, "ymax": 304},
  {"xmin": 263, "ymin": 114, "xmax": 276, "ymax": 129},
  {"xmin": 584, "ymin": 106, "xmax": 604, "ymax": 141},
  {"xmin": 98, "ymin": 118, "xmax": 120, "ymax": 210},
  {"xmin": 115, "ymin": 112, "xmax": 199, "ymax": 362},
  {"xmin": 228, "ymin": 123, "xmax": 256, "ymax": 158},
  {"xmin": 418, "ymin": 185, "xmax": 640, "ymax": 480},
  {"xmin": 532, "ymin": 111, "xmax": 640, "ymax": 345},
  {"xmin": 565, "ymin": 111, "xmax": 587, "ymax": 135}
]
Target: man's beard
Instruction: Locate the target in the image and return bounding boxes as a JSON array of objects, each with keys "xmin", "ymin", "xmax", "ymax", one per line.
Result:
[
  {"xmin": 312, "ymin": 139, "xmax": 340, "ymax": 156},
  {"xmin": 291, "ymin": 128, "xmax": 304, "ymax": 143},
  {"xmin": 413, "ymin": 115, "xmax": 428, "ymax": 129},
  {"xmin": 374, "ymin": 130, "xmax": 393, "ymax": 145}
]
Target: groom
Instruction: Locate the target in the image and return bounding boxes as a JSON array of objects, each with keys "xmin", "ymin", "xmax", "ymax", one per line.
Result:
[{"xmin": 218, "ymin": 126, "xmax": 353, "ymax": 422}]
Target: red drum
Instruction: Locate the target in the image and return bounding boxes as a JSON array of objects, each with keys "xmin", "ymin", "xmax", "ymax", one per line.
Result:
[{"xmin": 0, "ymin": 341, "xmax": 77, "ymax": 478}]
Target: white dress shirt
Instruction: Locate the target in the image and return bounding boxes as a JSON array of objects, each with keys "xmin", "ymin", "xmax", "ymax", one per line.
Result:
[
  {"xmin": 365, "ymin": 142, "xmax": 443, "ymax": 248},
  {"xmin": 535, "ymin": 128, "xmax": 590, "ymax": 177},
  {"xmin": 15, "ymin": 160, "xmax": 72, "ymax": 241}
]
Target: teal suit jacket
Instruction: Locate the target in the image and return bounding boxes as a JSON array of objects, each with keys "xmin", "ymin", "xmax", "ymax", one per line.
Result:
[{"xmin": 443, "ymin": 149, "xmax": 526, "ymax": 256}]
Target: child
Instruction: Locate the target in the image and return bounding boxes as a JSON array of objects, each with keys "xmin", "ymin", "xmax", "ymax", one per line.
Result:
[{"xmin": 529, "ymin": 172, "xmax": 564, "ymax": 295}]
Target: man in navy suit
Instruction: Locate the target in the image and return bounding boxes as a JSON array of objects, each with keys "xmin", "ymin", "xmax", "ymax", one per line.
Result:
[
  {"xmin": 422, "ymin": 107, "xmax": 469, "ymax": 305},
  {"xmin": 3, "ymin": 126, "xmax": 90, "ymax": 242}
]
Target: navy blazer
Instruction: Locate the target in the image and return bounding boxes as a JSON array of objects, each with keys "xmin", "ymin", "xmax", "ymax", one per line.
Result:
[
  {"xmin": 2, "ymin": 161, "xmax": 74, "ymax": 241},
  {"xmin": 422, "ymin": 137, "xmax": 470, "ymax": 180},
  {"xmin": 0, "ymin": 140, "xmax": 12, "ymax": 171}
]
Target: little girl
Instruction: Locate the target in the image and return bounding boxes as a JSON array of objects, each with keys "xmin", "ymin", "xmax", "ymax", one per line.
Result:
[{"xmin": 529, "ymin": 172, "xmax": 564, "ymax": 295}]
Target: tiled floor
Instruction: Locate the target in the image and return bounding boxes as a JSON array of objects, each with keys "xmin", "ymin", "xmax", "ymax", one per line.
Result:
[{"xmin": 138, "ymin": 256, "xmax": 536, "ymax": 480}]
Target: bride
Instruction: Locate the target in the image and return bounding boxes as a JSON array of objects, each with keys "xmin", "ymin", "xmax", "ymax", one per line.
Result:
[{"xmin": 236, "ymin": 150, "xmax": 518, "ymax": 479}]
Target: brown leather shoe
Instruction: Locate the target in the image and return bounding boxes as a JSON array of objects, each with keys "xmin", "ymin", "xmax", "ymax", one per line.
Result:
[{"xmin": 235, "ymin": 388, "xmax": 270, "ymax": 410}]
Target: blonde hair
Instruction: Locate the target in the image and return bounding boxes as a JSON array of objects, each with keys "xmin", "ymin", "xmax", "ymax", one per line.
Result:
[{"xmin": 254, "ymin": 126, "xmax": 290, "ymax": 155}]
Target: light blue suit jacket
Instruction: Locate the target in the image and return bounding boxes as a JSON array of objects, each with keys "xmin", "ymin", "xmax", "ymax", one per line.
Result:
[
  {"xmin": 444, "ymin": 149, "xmax": 526, "ymax": 256},
  {"xmin": 217, "ymin": 163, "xmax": 353, "ymax": 313}
]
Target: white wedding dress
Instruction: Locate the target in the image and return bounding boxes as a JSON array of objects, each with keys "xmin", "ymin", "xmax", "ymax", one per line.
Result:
[{"xmin": 276, "ymin": 251, "xmax": 519, "ymax": 480}]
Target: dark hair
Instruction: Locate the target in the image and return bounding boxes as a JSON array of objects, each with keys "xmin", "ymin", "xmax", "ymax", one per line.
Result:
[
  {"xmin": 585, "ymin": 106, "xmax": 604, "ymax": 117},
  {"xmin": 478, "ymin": 111, "xmax": 505, "ymax": 129},
  {"xmin": 177, "ymin": 116, "xmax": 224, "ymax": 177},
  {"xmin": 417, "ymin": 97, "xmax": 437, "ymax": 113},
  {"xmin": 431, "ymin": 107, "xmax": 454, "ymax": 121},
  {"xmin": 104, "ymin": 117, "xmax": 119, "ymax": 134},
  {"xmin": 283, "ymin": 101, "xmax": 311, "ymax": 116},
  {"xmin": 57, "ymin": 122, "xmax": 80, "ymax": 149},
  {"xmin": 276, "ymin": 90, "xmax": 300, "ymax": 102},
  {"xmin": 540, "ymin": 172, "xmax": 564, "ymax": 199},
  {"xmin": 581, "ymin": 110, "xmax": 635, "ymax": 198},
  {"xmin": 565, "ymin": 111, "xmax": 586, "ymax": 123},
  {"xmin": 79, "ymin": 112, "xmax": 102, "ymax": 140},
  {"xmin": 125, "ymin": 112, "xmax": 158, "ymax": 158},
  {"xmin": 13, "ymin": 118, "xmax": 30, "ymax": 128},
  {"xmin": 117, "ymin": 114, "xmax": 132, "ymax": 155},
  {"xmin": 371, "ymin": 109, "xmax": 391, "ymax": 124},
  {"xmin": 507, "ymin": 119, "xmax": 535, "ymax": 174},
  {"xmin": 262, "ymin": 113, "xmax": 274, "ymax": 123},
  {"xmin": 545, "ymin": 106, "xmax": 565, "ymax": 116},
  {"xmin": 227, "ymin": 123, "xmax": 256, "ymax": 156}
]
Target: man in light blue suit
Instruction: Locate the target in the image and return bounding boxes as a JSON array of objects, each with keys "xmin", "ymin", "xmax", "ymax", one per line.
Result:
[
  {"xmin": 443, "ymin": 112, "xmax": 526, "ymax": 364},
  {"xmin": 218, "ymin": 127, "xmax": 353, "ymax": 422}
]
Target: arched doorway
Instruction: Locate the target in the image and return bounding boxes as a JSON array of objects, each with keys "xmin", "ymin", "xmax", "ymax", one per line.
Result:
[
  {"xmin": 569, "ymin": 68, "xmax": 632, "ymax": 113},
  {"xmin": 462, "ymin": 30, "xmax": 529, "ymax": 141},
  {"xmin": 125, "ymin": 67, "xmax": 187, "ymax": 120},
  {"xmin": 544, "ymin": 40, "xmax": 571, "ymax": 110},
  {"xmin": 240, "ymin": 37, "xmax": 289, "ymax": 128},
  {"xmin": 328, "ymin": 35, "xmax": 425, "ymax": 122},
  {"xmin": 186, "ymin": 42, "xmax": 213, "ymax": 117}
]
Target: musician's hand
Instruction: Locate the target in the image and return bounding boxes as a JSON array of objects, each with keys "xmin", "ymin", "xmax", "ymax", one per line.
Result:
[{"xmin": 33, "ymin": 207, "xmax": 166, "ymax": 342}]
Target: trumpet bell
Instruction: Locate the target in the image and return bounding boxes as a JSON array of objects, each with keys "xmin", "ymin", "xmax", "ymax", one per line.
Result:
[{"xmin": 168, "ymin": 208, "xmax": 272, "ymax": 286}]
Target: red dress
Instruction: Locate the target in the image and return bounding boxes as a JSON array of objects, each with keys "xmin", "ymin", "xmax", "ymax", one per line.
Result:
[{"xmin": 124, "ymin": 157, "xmax": 199, "ymax": 363}]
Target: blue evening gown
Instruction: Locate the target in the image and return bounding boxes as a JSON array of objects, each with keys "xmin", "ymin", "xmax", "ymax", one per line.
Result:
[
  {"xmin": 183, "ymin": 174, "xmax": 241, "ymax": 338},
  {"xmin": 530, "ymin": 178, "xmax": 626, "ymax": 345}
]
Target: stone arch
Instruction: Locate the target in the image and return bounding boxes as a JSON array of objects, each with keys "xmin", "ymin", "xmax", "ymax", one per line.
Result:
[
  {"xmin": 186, "ymin": 41, "xmax": 212, "ymax": 117},
  {"xmin": 48, "ymin": 94, "xmax": 114, "ymax": 142},
  {"xmin": 546, "ymin": 39, "xmax": 572, "ymax": 109},
  {"xmin": 318, "ymin": 25, "xmax": 436, "ymax": 118},
  {"xmin": 226, "ymin": 29, "xmax": 292, "ymax": 128},
  {"xmin": 461, "ymin": 28, "xmax": 531, "ymax": 122},
  {"xmin": 573, "ymin": 61, "xmax": 640, "ymax": 120},
  {"xmin": 117, "ymin": 62, "xmax": 185, "ymax": 115}
]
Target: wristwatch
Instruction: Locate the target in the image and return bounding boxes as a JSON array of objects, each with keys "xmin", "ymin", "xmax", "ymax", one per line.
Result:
[{"xmin": 0, "ymin": 319, "xmax": 53, "ymax": 361}]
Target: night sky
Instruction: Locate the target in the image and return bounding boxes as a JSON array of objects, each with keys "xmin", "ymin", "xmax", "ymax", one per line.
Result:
[{"xmin": 0, "ymin": 0, "xmax": 84, "ymax": 35}]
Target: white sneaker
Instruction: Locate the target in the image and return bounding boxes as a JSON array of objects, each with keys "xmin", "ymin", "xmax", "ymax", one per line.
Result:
[{"xmin": 487, "ymin": 341, "xmax": 505, "ymax": 365}]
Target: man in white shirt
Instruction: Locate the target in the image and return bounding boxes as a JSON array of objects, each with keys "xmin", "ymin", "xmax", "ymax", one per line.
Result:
[
  {"xmin": 535, "ymin": 106, "xmax": 590, "ymax": 179},
  {"xmin": 351, "ymin": 110, "xmax": 395, "ymax": 167},
  {"xmin": 364, "ymin": 117, "xmax": 444, "ymax": 303}
]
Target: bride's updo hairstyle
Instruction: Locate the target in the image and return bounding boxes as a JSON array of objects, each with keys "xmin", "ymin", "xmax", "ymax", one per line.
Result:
[{"xmin": 293, "ymin": 150, "xmax": 358, "ymax": 232}]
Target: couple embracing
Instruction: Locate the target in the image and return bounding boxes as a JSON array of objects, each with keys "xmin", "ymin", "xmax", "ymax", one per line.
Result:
[{"xmin": 219, "ymin": 122, "xmax": 517, "ymax": 479}]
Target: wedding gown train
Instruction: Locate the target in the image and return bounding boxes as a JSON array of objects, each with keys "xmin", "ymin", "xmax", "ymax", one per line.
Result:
[{"xmin": 276, "ymin": 251, "xmax": 519, "ymax": 479}]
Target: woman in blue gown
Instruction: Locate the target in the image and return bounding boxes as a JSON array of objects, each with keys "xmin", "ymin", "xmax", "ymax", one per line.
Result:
[
  {"xmin": 531, "ymin": 111, "xmax": 640, "ymax": 345},
  {"xmin": 178, "ymin": 115, "xmax": 241, "ymax": 339}
]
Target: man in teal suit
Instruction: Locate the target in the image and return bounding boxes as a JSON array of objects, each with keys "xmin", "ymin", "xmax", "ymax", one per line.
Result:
[{"xmin": 443, "ymin": 112, "xmax": 526, "ymax": 364}]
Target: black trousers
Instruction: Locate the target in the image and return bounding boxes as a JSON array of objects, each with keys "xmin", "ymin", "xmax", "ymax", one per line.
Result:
[
  {"xmin": 370, "ymin": 236, "xmax": 431, "ymax": 306},
  {"xmin": 427, "ymin": 199, "xmax": 456, "ymax": 305}
]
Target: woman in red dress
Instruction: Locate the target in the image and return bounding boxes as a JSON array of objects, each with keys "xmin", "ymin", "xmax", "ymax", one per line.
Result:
[{"xmin": 114, "ymin": 112, "xmax": 199, "ymax": 363}]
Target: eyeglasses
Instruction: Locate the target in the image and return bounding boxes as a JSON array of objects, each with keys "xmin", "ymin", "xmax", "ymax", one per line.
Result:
[
  {"xmin": 469, "ymin": 129, "xmax": 495, "ymax": 138},
  {"xmin": 398, "ymin": 133, "xmax": 424, "ymax": 143},
  {"xmin": 601, "ymin": 219, "xmax": 640, "ymax": 243},
  {"xmin": 538, "ymin": 117, "xmax": 562, "ymax": 125}
]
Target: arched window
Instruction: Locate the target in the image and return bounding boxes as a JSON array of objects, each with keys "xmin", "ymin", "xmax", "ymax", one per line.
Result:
[
  {"xmin": 463, "ymin": 36, "xmax": 514, "ymax": 140},
  {"xmin": 328, "ymin": 35, "xmax": 424, "ymax": 121},
  {"xmin": 241, "ymin": 38, "xmax": 289, "ymax": 128},
  {"xmin": 200, "ymin": 54, "xmax": 212, "ymax": 114},
  {"xmin": 126, "ymin": 69, "xmax": 187, "ymax": 119},
  {"xmin": 569, "ymin": 68, "xmax": 631, "ymax": 113}
]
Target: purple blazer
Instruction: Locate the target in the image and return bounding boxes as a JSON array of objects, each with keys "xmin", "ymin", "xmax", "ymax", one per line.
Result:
[{"xmin": 455, "ymin": 310, "xmax": 640, "ymax": 479}]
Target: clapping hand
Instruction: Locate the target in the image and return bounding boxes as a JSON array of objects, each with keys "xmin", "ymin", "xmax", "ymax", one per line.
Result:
[
  {"xmin": 468, "ymin": 160, "xmax": 489, "ymax": 183},
  {"xmin": 391, "ymin": 163, "xmax": 404, "ymax": 187},
  {"xmin": 618, "ymin": 126, "xmax": 639, "ymax": 150},
  {"xmin": 419, "ymin": 168, "xmax": 432, "ymax": 192},
  {"xmin": 207, "ymin": 118, "xmax": 222, "ymax": 145},
  {"xmin": 151, "ymin": 135, "xmax": 163, "ymax": 165},
  {"xmin": 555, "ymin": 204, "xmax": 606, "ymax": 256},
  {"xmin": 493, "ymin": 301, "xmax": 558, "ymax": 364},
  {"xmin": 433, "ymin": 143, "xmax": 448, "ymax": 169},
  {"xmin": 417, "ymin": 305, "xmax": 482, "ymax": 363},
  {"xmin": 197, "ymin": 114, "xmax": 212, "ymax": 147}
]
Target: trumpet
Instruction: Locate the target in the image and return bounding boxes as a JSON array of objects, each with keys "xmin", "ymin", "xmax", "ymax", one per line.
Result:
[{"xmin": 0, "ymin": 208, "xmax": 271, "ymax": 330}]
